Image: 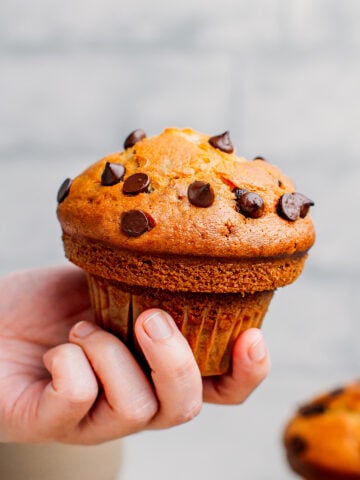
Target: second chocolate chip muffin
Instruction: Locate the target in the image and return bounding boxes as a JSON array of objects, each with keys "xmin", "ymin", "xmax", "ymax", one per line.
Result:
[
  {"xmin": 283, "ymin": 381, "xmax": 360, "ymax": 479},
  {"xmin": 57, "ymin": 127, "xmax": 315, "ymax": 375}
]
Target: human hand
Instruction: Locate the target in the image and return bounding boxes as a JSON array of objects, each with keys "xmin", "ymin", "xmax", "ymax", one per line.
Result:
[{"xmin": 0, "ymin": 265, "xmax": 270, "ymax": 445}]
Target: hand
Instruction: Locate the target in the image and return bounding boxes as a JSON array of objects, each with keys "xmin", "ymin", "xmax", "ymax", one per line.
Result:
[{"xmin": 0, "ymin": 265, "xmax": 270, "ymax": 445}]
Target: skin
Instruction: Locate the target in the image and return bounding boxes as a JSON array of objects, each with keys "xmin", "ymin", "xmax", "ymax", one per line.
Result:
[{"xmin": 0, "ymin": 264, "xmax": 270, "ymax": 445}]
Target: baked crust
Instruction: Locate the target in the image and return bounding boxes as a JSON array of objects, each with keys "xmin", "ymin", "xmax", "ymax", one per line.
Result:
[{"xmin": 57, "ymin": 128, "xmax": 315, "ymax": 262}]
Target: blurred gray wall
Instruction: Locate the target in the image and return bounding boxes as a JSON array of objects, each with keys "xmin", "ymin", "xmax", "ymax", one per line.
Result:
[{"xmin": 1, "ymin": 1, "xmax": 360, "ymax": 479}]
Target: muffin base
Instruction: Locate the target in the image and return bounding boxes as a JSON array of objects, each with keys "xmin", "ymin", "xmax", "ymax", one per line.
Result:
[{"xmin": 86, "ymin": 274, "xmax": 274, "ymax": 376}]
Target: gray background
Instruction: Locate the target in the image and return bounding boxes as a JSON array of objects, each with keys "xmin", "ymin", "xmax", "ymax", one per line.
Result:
[{"xmin": 1, "ymin": 1, "xmax": 360, "ymax": 478}]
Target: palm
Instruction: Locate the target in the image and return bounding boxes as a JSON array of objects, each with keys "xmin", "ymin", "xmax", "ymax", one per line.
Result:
[{"xmin": 0, "ymin": 265, "xmax": 93, "ymax": 442}]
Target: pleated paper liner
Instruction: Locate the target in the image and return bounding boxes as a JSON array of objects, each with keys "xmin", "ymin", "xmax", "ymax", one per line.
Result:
[{"xmin": 86, "ymin": 274, "xmax": 274, "ymax": 376}]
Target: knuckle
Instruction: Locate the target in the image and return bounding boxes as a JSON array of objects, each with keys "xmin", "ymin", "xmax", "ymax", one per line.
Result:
[
  {"xmin": 114, "ymin": 396, "xmax": 158, "ymax": 428},
  {"xmin": 170, "ymin": 401, "xmax": 202, "ymax": 426},
  {"xmin": 167, "ymin": 358, "xmax": 195, "ymax": 382},
  {"xmin": 61, "ymin": 383, "xmax": 97, "ymax": 405}
]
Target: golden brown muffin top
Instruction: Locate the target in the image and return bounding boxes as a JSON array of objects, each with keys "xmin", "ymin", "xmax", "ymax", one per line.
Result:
[
  {"xmin": 57, "ymin": 128, "xmax": 315, "ymax": 258},
  {"xmin": 283, "ymin": 381, "xmax": 360, "ymax": 478}
]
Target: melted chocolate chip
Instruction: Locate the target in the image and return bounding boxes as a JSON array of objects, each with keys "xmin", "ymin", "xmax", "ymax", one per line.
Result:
[
  {"xmin": 287, "ymin": 436, "xmax": 308, "ymax": 455},
  {"xmin": 253, "ymin": 156, "xmax": 266, "ymax": 161},
  {"xmin": 188, "ymin": 181, "xmax": 215, "ymax": 208},
  {"xmin": 208, "ymin": 131, "xmax": 234, "ymax": 153},
  {"xmin": 124, "ymin": 129, "xmax": 146, "ymax": 149},
  {"xmin": 298, "ymin": 403, "xmax": 327, "ymax": 417},
  {"xmin": 277, "ymin": 192, "xmax": 314, "ymax": 221},
  {"xmin": 121, "ymin": 210, "xmax": 152, "ymax": 237},
  {"xmin": 57, "ymin": 178, "xmax": 72, "ymax": 203},
  {"xmin": 235, "ymin": 191, "xmax": 264, "ymax": 218},
  {"xmin": 123, "ymin": 173, "xmax": 150, "ymax": 195},
  {"xmin": 101, "ymin": 162, "xmax": 126, "ymax": 186}
]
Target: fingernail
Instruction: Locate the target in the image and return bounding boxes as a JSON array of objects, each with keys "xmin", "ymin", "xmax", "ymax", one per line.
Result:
[
  {"xmin": 72, "ymin": 321, "xmax": 97, "ymax": 339},
  {"xmin": 143, "ymin": 311, "xmax": 173, "ymax": 341},
  {"xmin": 248, "ymin": 331, "xmax": 267, "ymax": 362}
]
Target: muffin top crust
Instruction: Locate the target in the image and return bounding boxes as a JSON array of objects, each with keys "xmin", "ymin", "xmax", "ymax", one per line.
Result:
[{"xmin": 57, "ymin": 128, "xmax": 315, "ymax": 258}]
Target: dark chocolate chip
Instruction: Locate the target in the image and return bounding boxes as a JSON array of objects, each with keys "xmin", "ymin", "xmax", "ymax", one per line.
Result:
[
  {"xmin": 57, "ymin": 178, "xmax": 72, "ymax": 203},
  {"xmin": 124, "ymin": 129, "xmax": 146, "ymax": 149},
  {"xmin": 121, "ymin": 210, "xmax": 152, "ymax": 237},
  {"xmin": 123, "ymin": 173, "xmax": 150, "ymax": 195},
  {"xmin": 296, "ymin": 193, "xmax": 315, "ymax": 218},
  {"xmin": 208, "ymin": 131, "xmax": 234, "ymax": 153},
  {"xmin": 101, "ymin": 162, "xmax": 126, "ymax": 186},
  {"xmin": 236, "ymin": 191, "xmax": 264, "ymax": 219},
  {"xmin": 277, "ymin": 192, "xmax": 314, "ymax": 221},
  {"xmin": 329, "ymin": 387, "xmax": 344, "ymax": 397},
  {"xmin": 188, "ymin": 181, "xmax": 215, "ymax": 208},
  {"xmin": 253, "ymin": 156, "xmax": 266, "ymax": 161},
  {"xmin": 298, "ymin": 403, "xmax": 327, "ymax": 417},
  {"xmin": 287, "ymin": 436, "xmax": 308, "ymax": 455}
]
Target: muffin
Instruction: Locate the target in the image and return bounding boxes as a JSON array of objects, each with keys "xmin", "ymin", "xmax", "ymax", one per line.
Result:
[
  {"xmin": 283, "ymin": 381, "xmax": 360, "ymax": 479},
  {"xmin": 56, "ymin": 127, "xmax": 315, "ymax": 376}
]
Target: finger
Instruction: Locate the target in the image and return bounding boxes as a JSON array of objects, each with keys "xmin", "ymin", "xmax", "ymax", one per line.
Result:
[
  {"xmin": 37, "ymin": 343, "xmax": 98, "ymax": 441},
  {"xmin": 69, "ymin": 321, "xmax": 158, "ymax": 443},
  {"xmin": 134, "ymin": 309, "xmax": 203, "ymax": 429},
  {"xmin": 203, "ymin": 328, "xmax": 270, "ymax": 405}
]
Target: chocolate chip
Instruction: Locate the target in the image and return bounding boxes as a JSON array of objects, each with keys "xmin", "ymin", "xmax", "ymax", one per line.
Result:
[
  {"xmin": 253, "ymin": 156, "xmax": 266, "ymax": 161},
  {"xmin": 188, "ymin": 181, "xmax": 215, "ymax": 208},
  {"xmin": 298, "ymin": 403, "xmax": 327, "ymax": 417},
  {"xmin": 57, "ymin": 178, "xmax": 72, "ymax": 203},
  {"xmin": 235, "ymin": 191, "xmax": 264, "ymax": 218},
  {"xmin": 123, "ymin": 173, "xmax": 150, "ymax": 195},
  {"xmin": 124, "ymin": 129, "xmax": 146, "ymax": 149},
  {"xmin": 287, "ymin": 436, "xmax": 308, "ymax": 455},
  {"xmin": 296, "ymin": 193, "xmax": 315, "ymax": 218},
  {"xmin": 329, "ymin": 387, "xmax": 344, "ymax": 397},
  {"xmin": 101, "ymin": 162, "xmax": 126, "ymax": 186},
  {"xmin": 277, "ymin": 192, "xmax": 314, "ymax": 221},
  {"xmin": 208, "ymin": 131, "xmax": 234, "ymax": 153},
  {"xmin": 121, "ymin": 210, "xmax": 152, "ymax": 237}
]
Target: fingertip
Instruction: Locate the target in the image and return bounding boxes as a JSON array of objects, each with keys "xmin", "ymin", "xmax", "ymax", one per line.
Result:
[
  {"xmin": 70, "ymin": 320, "xmax": 99, "ymax": 341},
  {"xmin": 135, "ymin": 308, "xmax": 174, "ymax": 325},
  {"xmin": 135, "ymin": 309, "xmax": 176, "ymax": 342},
  {"xmin": 232, "ymin": 328, "xmax": 271, "ymax": 377},
  {"xmin": 243, "ymin": 328, "xmax": 268, "ymax": 363}
]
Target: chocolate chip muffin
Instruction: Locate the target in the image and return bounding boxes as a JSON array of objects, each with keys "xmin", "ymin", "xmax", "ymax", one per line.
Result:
[
  {"xmin": 56, "ymin": 127, "xmax": 315, "ymax": 376},
  {"xmin": 283, "ymin": 381, "xmax": 360, "ymax": 479}
]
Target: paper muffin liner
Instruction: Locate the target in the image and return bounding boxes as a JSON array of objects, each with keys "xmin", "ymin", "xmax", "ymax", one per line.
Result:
[{"xmin": 86, "ymin": 273, "xmax": 274, "ymax": 376}]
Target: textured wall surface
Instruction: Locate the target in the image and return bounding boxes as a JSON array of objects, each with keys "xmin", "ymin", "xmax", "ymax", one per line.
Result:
[{"xmin": 1, "ymin": 1, "xmax": 360, "ymax": 478}]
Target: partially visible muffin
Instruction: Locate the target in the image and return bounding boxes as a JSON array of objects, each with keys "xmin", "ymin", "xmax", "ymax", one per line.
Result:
[
  {"xmin": 283, "ymin": 381, "xmax": 360, "ymax": 479},
  {"xmin": 57, "ymin": 127, "xmax": 315, "ymax": 375}
]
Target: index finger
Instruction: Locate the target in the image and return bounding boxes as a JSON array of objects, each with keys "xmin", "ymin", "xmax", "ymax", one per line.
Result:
[{"xmin": 134, "ymin": 309, "xmax": 203, "ymax": 429}]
